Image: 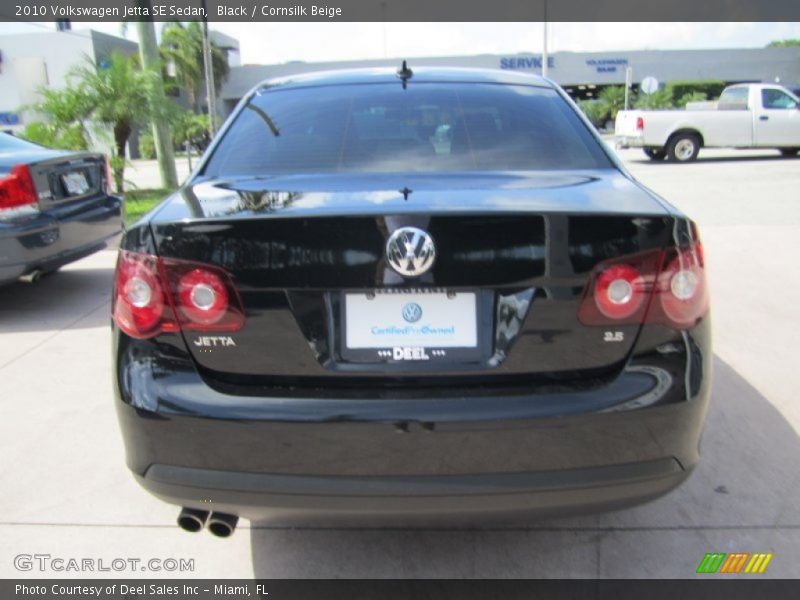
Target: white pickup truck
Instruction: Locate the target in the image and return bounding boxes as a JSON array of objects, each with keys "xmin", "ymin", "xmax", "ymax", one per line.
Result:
[{"xmin": 615, "ymin": 83, "xmax": 800, "ymax": 162}]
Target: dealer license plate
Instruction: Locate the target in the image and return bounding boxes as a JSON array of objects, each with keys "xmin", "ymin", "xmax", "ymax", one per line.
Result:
[
  {"xmin": 62, "ymin": 171, "xmax": 89, "ymax": 196},
  {"xmin": 343, "ymin": 290, "xmax": 479, "ymax": 362}
]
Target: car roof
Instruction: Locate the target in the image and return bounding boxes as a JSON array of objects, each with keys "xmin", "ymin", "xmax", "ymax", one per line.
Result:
[{"xmin": 255, "ymin": 67, "xmax": 554, "ymax": 92}]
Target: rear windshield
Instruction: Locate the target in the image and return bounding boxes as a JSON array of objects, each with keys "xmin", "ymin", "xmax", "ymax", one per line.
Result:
[{"xmin": 202, "ymin": 82, "xmax": 613, "ymax": 176}]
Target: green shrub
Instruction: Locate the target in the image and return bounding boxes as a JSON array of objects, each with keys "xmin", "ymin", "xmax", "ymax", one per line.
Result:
[
  {"xmin": 577, "ymin": 99, "xmax": 611, "ymax": 128},
  {"xmin": 138, "ymin": 130, "xmax": 155, "ymax": 159},
  {"xmin": 676, "ymin": 91, "xmax": 710, "ymax": 108},
  {"xmin": 634, "ymin": 87, "xmax": 675, "ymax": 110},
  {"xmin": 597, "ymin": 86, "xmax": 628, "ymax": 120},
  {"xmin": 667, "ymin": 80, "xmax": 727, "ymax": 102},
  {"xmin": 171, "ymin": 111, "xmax": 210, "ymax": 150},
  {"xmin": 20, "ymin": 121, "xmax": 88, "ymax": 150}
]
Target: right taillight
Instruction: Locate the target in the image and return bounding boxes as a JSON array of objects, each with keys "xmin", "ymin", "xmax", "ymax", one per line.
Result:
[
  {"xmin": 578, "ymin": 232, "xmax": 708, "ymax": 331},
  {"xmin": 0, "ymin": 164, "xmax": 37, "ymax": 212},
  {"xmin": 652, "ymin": 242, "xmax": 708, "ymax": 329},
  {"xmin": 113, "ymin": 251, "xmax": 244, "ymax": 339},
  {"xmin": 636, "ymin": 116, "xmax": 645, "ymax": 131}
]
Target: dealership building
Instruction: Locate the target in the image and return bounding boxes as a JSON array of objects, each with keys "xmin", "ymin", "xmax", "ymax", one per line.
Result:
[
  {"xmin": 219, "ymin": 46, "xmax": 800, "ymax": 114},
  {"xmin": 0, "ymin": 26, "xmax": 240, "ymax": 134},
  {"xmin": 0, "ymin": 29, "xmax": 138, "ymax": 130},
  {"xmin": 1, "ymin": 26, "xmax": 798, "ymax": 134}
]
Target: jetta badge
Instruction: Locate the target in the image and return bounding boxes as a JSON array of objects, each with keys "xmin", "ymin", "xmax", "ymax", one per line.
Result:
[{"xmin": 386, "ymin": 227, "xmax": 436, "ymax": 277}]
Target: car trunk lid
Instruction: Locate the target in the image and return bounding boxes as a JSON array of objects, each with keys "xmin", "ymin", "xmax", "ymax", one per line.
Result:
[
  {"xmin": 25, "ymin": 152, "xmax": 108, "ymax": 209},
  {"xmin": 148, "ymin": 171, "xmax": 674, "ymax": 384}
]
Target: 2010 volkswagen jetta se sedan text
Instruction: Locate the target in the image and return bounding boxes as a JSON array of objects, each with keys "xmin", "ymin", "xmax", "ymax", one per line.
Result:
[{"xmin": 112, "ymin": 67, "xmax": 711, "ymax": 536}]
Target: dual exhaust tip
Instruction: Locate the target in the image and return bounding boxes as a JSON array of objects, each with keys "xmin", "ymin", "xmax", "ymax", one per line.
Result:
[
  {"xmin": 177, "ymin": 508, "xmax": 238, "ymax": 538},
  {"xmin": 20, "ymin": 269, "xmax": 43, "ymax": 283}
]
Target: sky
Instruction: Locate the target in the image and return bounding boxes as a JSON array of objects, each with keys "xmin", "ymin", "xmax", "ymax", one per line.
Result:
[{"xmin": 0, "ymin": 22, "xmax": 798, "ymax": 65}]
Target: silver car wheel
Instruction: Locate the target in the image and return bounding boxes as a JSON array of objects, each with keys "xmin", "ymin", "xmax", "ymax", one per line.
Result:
[{"xmin": 674, "ymin": 138, "xmax": 696, "ymax": 161}]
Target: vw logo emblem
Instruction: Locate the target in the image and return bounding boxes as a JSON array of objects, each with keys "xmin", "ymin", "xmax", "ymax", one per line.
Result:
[
  {"xmin": 386, "ymin": 227, "xmax": 436, "ymax": 277},
  {"xmin": 402, "ymin": 302, "xmax": 423, "ymax": 323}
]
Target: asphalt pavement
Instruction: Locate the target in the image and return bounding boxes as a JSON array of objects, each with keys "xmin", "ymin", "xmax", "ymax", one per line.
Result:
[{"xmin": 1, "ymin": 147, "xmax": 798, "ymax": 578}]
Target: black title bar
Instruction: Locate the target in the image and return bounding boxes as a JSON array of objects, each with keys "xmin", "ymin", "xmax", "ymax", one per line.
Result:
[
  {"xmin": 4, "ymin": 579, "xmax": 800, "ymax": 599},
  {"xmin": 1, "ymin": 0, "xmax": 800, "ymax": 22}
]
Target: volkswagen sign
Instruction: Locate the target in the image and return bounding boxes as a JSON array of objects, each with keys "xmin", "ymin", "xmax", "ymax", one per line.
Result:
[{"xmin": 385, "ymin": 227, "xmax": 436, "ymax": 277}]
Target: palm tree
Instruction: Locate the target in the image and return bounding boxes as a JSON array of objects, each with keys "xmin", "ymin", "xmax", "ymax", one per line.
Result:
[
  {"xmin": 160, "ymin": 22, "xmax": 230, "ymax": 114},
  {"xmin": 71, "ymin": 52, "xmax": 172, "ymax": 191}
]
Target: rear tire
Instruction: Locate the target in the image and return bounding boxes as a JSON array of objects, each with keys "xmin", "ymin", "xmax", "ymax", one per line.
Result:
[
  {"xmin": 779, "ymin": 148, "xmax": 800, "ymax": 157},
  {"xmin": 666, "ymin": 133, "xmax": 701, "ymax": 162},
  {"xmin": 643, "ymin": 148, "xmax": 667, "ymax": 161}
]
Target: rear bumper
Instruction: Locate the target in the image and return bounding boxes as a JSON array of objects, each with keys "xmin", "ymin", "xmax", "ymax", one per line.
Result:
[
  {"xmin": 114, "ymin": 318, "xmax": 712, "ymax": 524},
  {"xmin": 0, "ymin": 194, "xmax": 122, "ymax": 283},
  {"xmin": 615, "ymin": 135, "xmax": 645, "ymax": 149},
  {"xmin": 138, "ymin": 459, "xmax": 689, "ymax": 525}
]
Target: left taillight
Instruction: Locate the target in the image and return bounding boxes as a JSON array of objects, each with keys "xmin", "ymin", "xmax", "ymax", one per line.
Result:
[
  {"xmin": 113, "ymin": 251, "xmax": 244, "ymax": 339},
  {"xmin": 162, "ymin": 258, "xmax": 245, "ymax": 332},
  {"xmin": 0, "ymin": 164, "xmax": 37, "ymax": 212},
  {"xmin": 113, "ymin": 251, "xmax": 177, "ymax": 339}
]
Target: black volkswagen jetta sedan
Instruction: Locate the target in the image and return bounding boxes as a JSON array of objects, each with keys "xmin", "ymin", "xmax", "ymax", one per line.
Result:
[{"xmin": 113, "ymin": 67, "xmax": 711, "ymax": 536}]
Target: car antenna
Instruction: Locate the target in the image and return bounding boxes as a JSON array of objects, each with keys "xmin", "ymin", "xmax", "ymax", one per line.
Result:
[{"xmin": 397, "ymin": 60, "xmax": 413, "ymax": 89}]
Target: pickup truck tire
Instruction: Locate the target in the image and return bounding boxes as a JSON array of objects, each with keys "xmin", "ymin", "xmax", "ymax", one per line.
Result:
[
  {"xmin": 644, "ymin": 148, "xmax": 667, "ymax": 161},
  {"xmin": 666, "ymin": 133, "xmax": 701, "ymax": 162},
  {"xmin": 779, "ymin": 148, "xmax": 800, "ymax": 157}
]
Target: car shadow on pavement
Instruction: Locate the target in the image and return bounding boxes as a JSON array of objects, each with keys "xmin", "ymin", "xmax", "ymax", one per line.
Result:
[
  {"xmin": 0, "ymin": 266, "xmax": 114, "ymax": 333},
  {"xmin": 249, "ymin": 356, "xmax": 800, "ymax": 578},
  {"xmin": 631, "ymin": 154, "xmax": 797, "ymax": 165}
]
